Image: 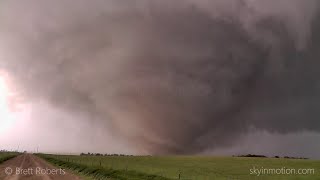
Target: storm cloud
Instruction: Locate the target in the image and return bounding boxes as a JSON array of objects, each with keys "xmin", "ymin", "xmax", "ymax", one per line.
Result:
[{"xmin": 0, "ymin": 0, "xmax": 320, "ymax": 155}]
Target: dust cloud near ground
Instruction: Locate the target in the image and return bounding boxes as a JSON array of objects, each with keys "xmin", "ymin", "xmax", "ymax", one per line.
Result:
[{"xmin": 0, "ymin": 0, "xmax": 319, "ymax": 157}]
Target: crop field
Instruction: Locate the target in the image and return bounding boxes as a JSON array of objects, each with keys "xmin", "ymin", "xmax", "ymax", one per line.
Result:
[
  {"xmin": 0, "ymin": 152, "xmax": 19, "ymax": 164},
  {"xmin": 38, "ymin": 154, "xmax": 320, "ymax": 180}
]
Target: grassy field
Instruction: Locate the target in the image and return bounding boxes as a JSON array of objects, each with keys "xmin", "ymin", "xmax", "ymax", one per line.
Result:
[
  {"xmin": 0, "ymin": 152, "xmax": 19, "ymax": 164},
  {"xmin": 38, "ymin": 154, "xmax": 320, "ymax": 180}
]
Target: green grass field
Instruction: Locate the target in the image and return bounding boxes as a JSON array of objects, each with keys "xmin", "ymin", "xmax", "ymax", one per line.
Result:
[
  {"xmin": 38, "ymin": 154, "xmax": 320, "ymax": 180},
  {"xmin": 0, "ymin": 152, "xmax": 19, "ymax": 164}
]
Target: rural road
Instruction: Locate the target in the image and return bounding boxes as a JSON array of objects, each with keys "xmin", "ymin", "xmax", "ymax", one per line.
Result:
[{"xmin": 0, "ymin": 154, "xmax": 82, "ymax": 180}]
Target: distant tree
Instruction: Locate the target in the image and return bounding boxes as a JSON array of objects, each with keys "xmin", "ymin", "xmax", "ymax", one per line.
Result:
[{"xmin": 237, "ymin": 154, "xmax": 267, "ymax": 158}]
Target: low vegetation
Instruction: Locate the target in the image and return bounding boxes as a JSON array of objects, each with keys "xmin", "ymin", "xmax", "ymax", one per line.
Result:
[
  {"xmin": 38, "ymin": 154, "xmax": 171, "ymax": 180},
  {"xmin": 38, "ymin": 154, "xmax": 320, "ymax": 180},
  {"xmin": 0, "ymin": 152, "xmax": 19, "ymax": 164}
]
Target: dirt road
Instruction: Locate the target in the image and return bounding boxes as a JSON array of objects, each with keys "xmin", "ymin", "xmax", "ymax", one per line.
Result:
[{"xmin": 0, "ymin": 154, "xmax": 82, "ymax": 180}]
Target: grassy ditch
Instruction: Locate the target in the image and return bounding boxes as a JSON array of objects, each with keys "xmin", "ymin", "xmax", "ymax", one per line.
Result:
[
  {"xmin": 0, "ymin": 152, "xmax": 19, "ymax": 164},
  {"xmin": 38, "ymin": 154, "xmax": 172, "ymax": 180}
]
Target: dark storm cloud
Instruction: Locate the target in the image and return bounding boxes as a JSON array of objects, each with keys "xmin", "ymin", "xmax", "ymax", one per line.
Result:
[{"xmin": 0, "ymin": 0, "xmax": 319, "ymax": 154}]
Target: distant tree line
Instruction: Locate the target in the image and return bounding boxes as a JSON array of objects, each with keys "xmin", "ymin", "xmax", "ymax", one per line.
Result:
[
  {"xmin": 0, "ymin": 150, "xmax": 17, "ymax": 153},
  {"xmin": 282, "ymin": 156, "xmax": 308, "ymax": 160},
  {"xmin": 233, "ymin": 154, "xmax": 308, "ymax": 159},
  {"xmin": 235, "ymin": 154, "xmax": 267, "ymax": 158},
  {"xmin": 80, "ymin": 152, "xmax": 134, "ymax": 157}
]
